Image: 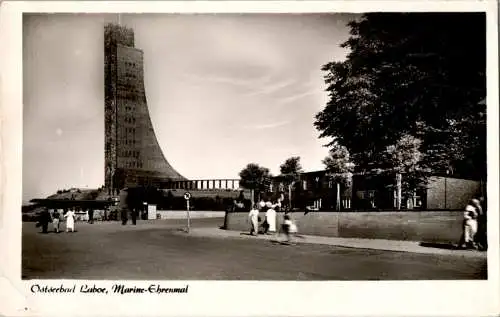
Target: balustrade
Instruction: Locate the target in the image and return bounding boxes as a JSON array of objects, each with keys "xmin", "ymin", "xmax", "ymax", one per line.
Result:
[{"xmin": 160, "ymin": 179, "xmax": 240, "ymax": 190}]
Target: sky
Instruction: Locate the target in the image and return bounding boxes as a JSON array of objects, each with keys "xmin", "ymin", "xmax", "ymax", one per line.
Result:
[{"xmin": 23, "ymin": 13, "xmax": 356, "ymax": 202}]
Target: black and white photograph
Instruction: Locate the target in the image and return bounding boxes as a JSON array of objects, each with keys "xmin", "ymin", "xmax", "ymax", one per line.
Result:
[{"xmin": 1, "ymin": 1, "xmax": 499, "ymax": 316}]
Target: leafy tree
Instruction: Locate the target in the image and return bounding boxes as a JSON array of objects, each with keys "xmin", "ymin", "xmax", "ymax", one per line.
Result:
[
  {"xmin": 239, "ymin": 163, "xmax": 273, "ymax": 206},
  {"xmin": 315, "ymin": 13, "xmax": 486, "ymax": 182},
  {"xmin": 237, "ymin": 191, "xmax": 245, "ymax": 203},
  {"xmin": 85, "ymin": 190, "xmax": 100, "ymax": 201},
  {"xmin": 279, "ymin": 156, "xmax": 303, "ymax": 209},
  {"xmin": 384, "ymin": 134, "xmax": 425, "ymax": 209},
  {"xmin": 323, "ymin": 143, "xmax": 353, "ymax": 210}
]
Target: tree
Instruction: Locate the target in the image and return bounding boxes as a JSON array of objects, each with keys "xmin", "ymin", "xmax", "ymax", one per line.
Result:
[
  {"xmin": 239, "ymin": 163, "xmax": 272, "ymax": 206},
  {"xmin": 323, "ymin": 144, "xmax": 353, "ymax": 210},
  {"xmin": 279, "ymin": 157, "xmax": 303, "ymax": 209},
  {"xmin": 315, "ymin": 13, "xmax": 486, "ymax": 181},
  {"xmin": 85, "ymin": 190, "xmax": 100, "ymax": 201},
  {"xmin": 384, "ymin": 134, "xmax": 425, "ymax": 209}
]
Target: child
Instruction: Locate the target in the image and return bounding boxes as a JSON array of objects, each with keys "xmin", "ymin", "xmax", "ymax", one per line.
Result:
[
  {"xmin": 281, "ymin": 214, "xmax": 298, "ymax": 244},
  {"xmin": 51, "ymin": 209, "xmax": 60, "ymax": 233}
]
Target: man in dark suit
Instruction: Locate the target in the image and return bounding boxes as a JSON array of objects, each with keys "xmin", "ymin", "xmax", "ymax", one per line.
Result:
[
  {"xmin": 131, "ymin": 208, "xmax": 137, "ymax": 225},
  {"xmin": 88, "ymin": 209, "xmax": 94, "ymax": 224},
  {"xmin": 121, "ymin": 208, "xmax": 128, "ymax": 225},
  {"xmin": 38, "ymin": 208, "xmax": 52, "ymax": 233}
]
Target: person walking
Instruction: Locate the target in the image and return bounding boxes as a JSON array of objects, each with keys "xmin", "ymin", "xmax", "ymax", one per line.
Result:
[
  {"xmin": 131, "ymin": 208, "xmax": 137, "ymax": 225},
  {"xmin": 265, "ymin": 203, "xmax": 277, "ymax": 234},
  {"xmin": 64, "ymin": 208, "xmax": 76, "ymax": 233},
  {"xmin": 38, "ymin": 208, "xmax": 52, "ymax": 234},
  {"xmin": 460, "ymin": 199, "xmax": 479, "ymax": 249},
  {"xmin": 260, "ymin": 200, "xmax": 269, "ymax": 234},
  {"xmin": 280, "ymin": 214, "xmax": 298, "ymax": 244},
  {"xmin": 474, "ymin": 197, "xmax": 487, "ymax": 250},
  {"xmin": 121, "ymin": 208, "xmax": 128, "ymax": 225},
  {"xmin": 88, "ymin": 208, "xmax": 94, "ymax": 224},
  {"xmin": 248, "ymin": 204, "xmax": 260, "ymax": 236},
  {"xmin": 52, "ymin": 209, "xmax": 60, "ymax": 233}
]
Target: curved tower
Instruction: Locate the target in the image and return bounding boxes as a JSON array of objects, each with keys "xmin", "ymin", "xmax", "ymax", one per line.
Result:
[{"xmin": 104, "ymin": 23, "xmax": 186, "ymax": 192}]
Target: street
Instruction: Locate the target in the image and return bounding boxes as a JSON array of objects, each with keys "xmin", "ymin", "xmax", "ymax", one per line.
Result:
[{"xmin": 22, "ymin": 218, "xmax": 487, "ymax": 280}]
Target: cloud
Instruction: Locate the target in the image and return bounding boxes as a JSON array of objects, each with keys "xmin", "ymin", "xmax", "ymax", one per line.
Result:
[
  {"xmin": 181, "ymin": 71, "xmax": 270, "ymax": 88},
  {"xmin": 276, "ymin": 88, "xmax": 318, "ymax": 105},
  {"xmin": 244, "ymin": 78, "xmax": 297, "ymax": 96},
  {"xmin": 244, "ymin": 120, "xmax": 291, "ymax": 130}
]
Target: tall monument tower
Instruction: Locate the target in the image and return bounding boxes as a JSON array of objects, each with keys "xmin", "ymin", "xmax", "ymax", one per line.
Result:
[{"xmin": 104, "ymin": 23, "xmax": 186, "ymax": 193}]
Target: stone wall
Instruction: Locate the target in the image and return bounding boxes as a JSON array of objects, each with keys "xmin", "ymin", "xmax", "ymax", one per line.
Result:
[
  {"xmin": 225, "ymin": 211, "xmax": 465, "ymax": 244},
  {"xmin": 156, "ymin": 210, "xmax": 226, "ymax": 219}
]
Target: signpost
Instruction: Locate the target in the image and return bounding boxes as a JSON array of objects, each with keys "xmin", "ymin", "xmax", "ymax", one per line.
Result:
[{"xmin": 184, "ymin": 192, "xmax": 191, "ymax": 233}]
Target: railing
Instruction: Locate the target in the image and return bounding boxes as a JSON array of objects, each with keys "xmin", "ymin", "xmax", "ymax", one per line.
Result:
[{"xmin": 162, "ymin": 179, "xmax": 240, "ymax": 191}]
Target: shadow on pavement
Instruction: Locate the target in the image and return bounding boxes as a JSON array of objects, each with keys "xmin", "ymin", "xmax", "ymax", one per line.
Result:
[
  {"xmin": 37, "ymin": 231, "xmax": 78, "ymax": 234},
  {"xmin": 420, "ymin": 241, "xmax": 488, "ymax": 252},
  {"xmin": 270, "ymin": 240, "xmax": 293, "ymax": 245},
  {"xmin": 419, "ymin": 242, "xmax": 459, "ymax": 250}
]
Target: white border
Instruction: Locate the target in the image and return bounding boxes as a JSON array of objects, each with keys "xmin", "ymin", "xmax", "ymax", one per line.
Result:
[{"xmin": 1, "ymin": 1, "xmax": 499, "ymax": 316}]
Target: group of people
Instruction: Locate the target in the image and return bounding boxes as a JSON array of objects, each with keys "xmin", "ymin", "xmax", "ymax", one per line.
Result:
[
  {"xmin": 120, "ymin": 208, "xmax": 142, "ymax": 225},
  {"xmin": 460, "ymin": 197, "xmax": 487, "ymax": 250},
  {"xmin": 245, "ymin": 195, "xmax": 487, "ymax": 249},
  {"xmin": 37, "ymin": 208, "xmax": 76, "ymax": 233},
  {"xmin": 248, "ymin": 198, "xmax": 298, "ymax": 243}
]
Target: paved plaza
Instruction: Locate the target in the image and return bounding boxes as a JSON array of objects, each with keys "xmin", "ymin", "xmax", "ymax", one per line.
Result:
[{"xmin": 22, "ymin": 218, "xmax": 487, "ymax": 280}]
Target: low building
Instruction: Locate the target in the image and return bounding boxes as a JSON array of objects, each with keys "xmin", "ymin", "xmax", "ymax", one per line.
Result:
[{"xmin": 269, "ymin": 170, "xmax": 484, "ymax": 211}]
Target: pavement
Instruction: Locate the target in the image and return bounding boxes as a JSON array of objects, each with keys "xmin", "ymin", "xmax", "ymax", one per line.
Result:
[
  {"xmin": 23, "ymin": 219, "xmax": 487, "ymax": 280},
  {"xmin": 28, "ymin": 217, "xmax": 487, "ymax": 258},
  {"xmin": 182, "ymin": 227, "xmax": 487, "ymax": 258}
]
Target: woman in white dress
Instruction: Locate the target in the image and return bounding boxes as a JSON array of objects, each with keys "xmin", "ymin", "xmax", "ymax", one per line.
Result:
[
  {"xmin": 248, "ymin": 204, "xmax": 260, "ymax": 236},
  {"xmin": 64, "ymin": 209, "xmax": 76, "ymax": 232},
  {"xmin": 265, "ymin": 204, "xmax": 277, "ymax": 234},
  {"xmin": 461, "ymin": 200, "xmax": 479, "ymax": 249}
]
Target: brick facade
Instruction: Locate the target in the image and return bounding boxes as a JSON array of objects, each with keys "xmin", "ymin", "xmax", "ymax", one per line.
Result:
[
  {"xmin": 104, "ymin": 24, "xmax": 186, "ymax": 192},
  {"xmin": 269, "ymin": 170, "xmax": 482, "ymax": 210}
]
